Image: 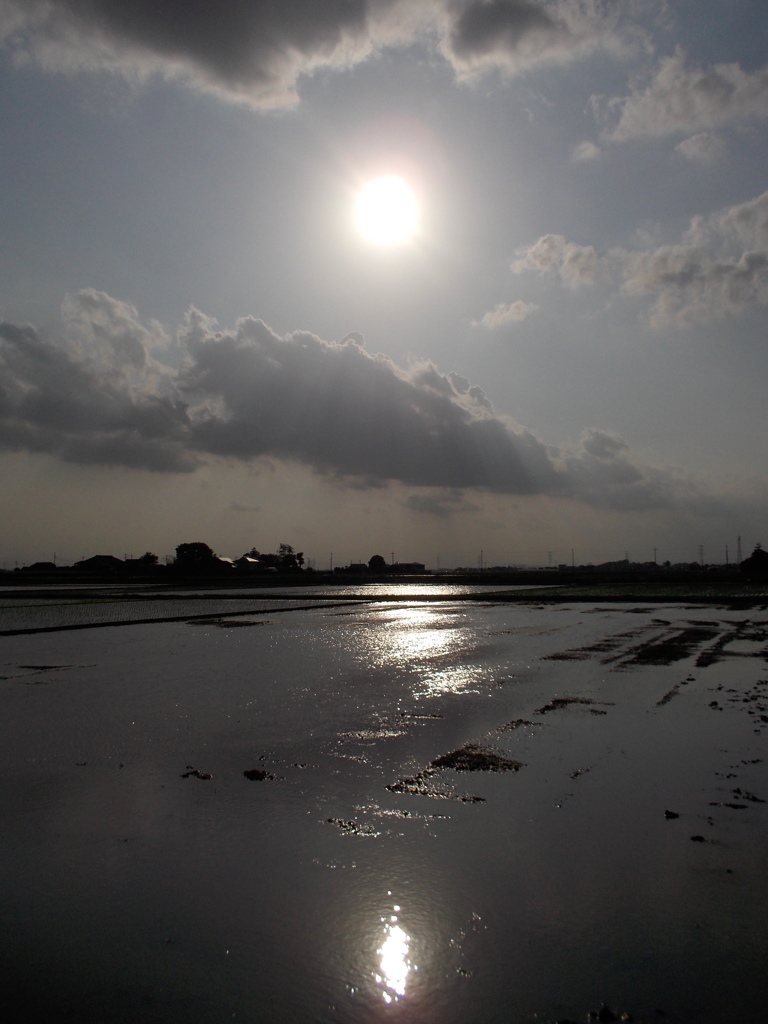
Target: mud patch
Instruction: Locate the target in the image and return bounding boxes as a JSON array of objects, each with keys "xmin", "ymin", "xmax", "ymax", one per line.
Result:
[
  {"xmin": 19, "ymin": 664, "xmax": 74, "ymax": 670},
  {"xmin": 386, "ymin": 772, "xmax": 485, "ymax": 803},
  {"xmin": 717, "ymin": 676, "xmax": 768, "ymax": 733},
  {"xmin": 535, "ymin": 696, "xmax": 612, "ymax": 714},
  {"xmin": 430, "ymin": 742, "xmax": 525, "ymax": 773},
  {"xmin": 544, "ymin": 624, "xmax": 657, "ymax": 662},
  {"xmin": 387, "ymin": 742, "xmax": 524, "ymax": 803},
  {"xmin": 339, "ymin": 728, "xmax": 408, "ymax": 741},
  {"xmin": 326, "ymin": 817, "xmax": 379, "ymax": 836},
  {"xmin": 656, "ymin": 677, "xmax": 695, "ymax": 705},
  {"xmin": 243, "ymin": 768, "xmax": 280, "ymax": 781},
  {"xmin": 400, "ymin": 711, "xmax": 444, "ymax": 720},
  {"xmin": 696, "ymin": 620, "xmax": 768, "ymax": 666},
  {"xmin": 498, "ymin": 718, "xmax": 541, "ymax": 732},
  {"xmin": 545, "ymin": 620, "xmax": 765, "ymax": 670},
  {"xmin": 621, "ymin": 625, "xmax": 720, "ymax": 666}
]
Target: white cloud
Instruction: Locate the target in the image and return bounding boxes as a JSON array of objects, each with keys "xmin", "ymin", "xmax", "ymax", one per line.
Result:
[
  {"xmin": 674, "ymin": 132, "xmax": 725, "ymax": 163},
  {"xmin": 571, "ymin": 139, "xmax": 600, "ymax": 161},
  {"xmin": 686, "ymin": 189, "xmax": 768, "ymax": 251},
  {"xmin": 599, "ymin": 47, "xmax": 768, "ymax": 142},
  {"xmin": 474, "ymin": 300, "xmax": 538, "ymax": 327},
  {"xmin": 512, "ymin": 233, "xmax": 605, "ymax": 288},
  {"xmin": 513, "ymin": 190, "xmax": 768, "ymax": 326}
]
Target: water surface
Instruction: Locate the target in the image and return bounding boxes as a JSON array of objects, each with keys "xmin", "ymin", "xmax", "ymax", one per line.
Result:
[{"xmin": 1, "ymin": 598, "xmax": 766, "ymax": 1022}]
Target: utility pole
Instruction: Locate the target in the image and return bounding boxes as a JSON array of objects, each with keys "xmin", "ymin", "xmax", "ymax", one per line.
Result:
[
  {"xmin": 737, "ymin": 536, "xmax": 743, "ymax": 563},
  {"xmin": 330, "ymin": 552, "xmax": 333, "ymax": 571}
]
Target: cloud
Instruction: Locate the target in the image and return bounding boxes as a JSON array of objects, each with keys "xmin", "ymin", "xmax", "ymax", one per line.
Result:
[
  {"xmin": 512, "ymin": 233, "xmax": 604, "ymax": 288},
  {"xmin": 686, "ymin": 189, "xmax": 768, "ymax": 251},
  {"xmin": 230, "ymin": 502, "xmax": 261, "ymax": 514},
  {"xmin": 598, "ymin": 47, "xmax": 768, "ymax": 142},
  {"xmin": 441, "ymin": 0, "xmax": 642, "ymax": 79},
  {"xmin": 474, "ymin": 300, "xmax": 538, "ymax": 327},
  {"xmin": 404, "ymin": 491, "xmax": 480, "ymax": 519},
  {"xmin": 0, "ymin": 290, "xmax": 193, "ymax": 471},
  {"xmin": 0, "ymin": 0, "xmax": 392, "ymax": 108},
  {"xmin": 560, "ymin": 429, "xmax": 694, "ymax": 512},
  {"xmin": 513, "ymin": 190, "xmax": 768, "ymax": 326},
  {"xmin": 673, "ymin": 132, "xmax": 725, "ymax": 163},
  {"xmin": 621, "ymin": 246, "xmax": 768, "ymax": 328},
  {"xmin": 178, "ymin": 311, "xmax": 563, "ymax": 493},
  {"xmin": 0, "ymin": 0, "xmax": 647, "ymax": 109},
  {"xmin": 571, "ymin": 139, "xmax": 600, "ymax": 161},
  {"xmin": 0, "ymin": 288, "xmax": 693, "ymax": 512}
]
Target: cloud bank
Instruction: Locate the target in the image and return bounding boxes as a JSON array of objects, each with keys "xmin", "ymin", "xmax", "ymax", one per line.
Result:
[
  {"xmin": 0, "ymin": 288, "xmax": 689, "ymax": 512},
  {"xmin": 513, "ymin": 189, "xmax": 768, "ymax": 327},
  {"xmin": 0, "ymin": 0, "xmax": 648, "ymax": 108}
]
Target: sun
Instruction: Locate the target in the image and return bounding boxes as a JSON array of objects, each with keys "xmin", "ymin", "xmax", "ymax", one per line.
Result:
[{"xmin": 355, "ymin": 175, "xmax": 419, "ymax": 245}]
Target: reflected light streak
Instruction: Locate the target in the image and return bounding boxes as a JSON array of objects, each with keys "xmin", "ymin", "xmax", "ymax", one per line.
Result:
[
  {"xmin": 375, "ymin": 906, "xmax": 413, "ymax": 1004},
  {"xmin": 370, "ymin": 607, "xmax": 459, "ymax": 663},
  {"xmin": 362, "ymin": 606, "xmax": 483, "ymax": 698},
  {"xmin": 416, "ymin": 663, "xmax": 484, "ymax": 698}
]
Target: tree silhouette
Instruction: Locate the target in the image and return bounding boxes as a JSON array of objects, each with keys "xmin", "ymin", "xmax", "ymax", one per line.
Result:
[
  {"xmin": 368, "ymin": 554, "xmax": 387, "ymax": 573},
  {"xmin": 277, "ymin": 543, "xmax": 304, "ymax": 571},
  {"xmin": 741, "ymin": 543, "xmax": 768, "ymax": 575},
  {"xmin": 174, "ymin": 542, "xmax": 217, "ymax": 569}
]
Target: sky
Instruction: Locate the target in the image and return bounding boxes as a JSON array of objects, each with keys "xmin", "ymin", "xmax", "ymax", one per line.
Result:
[{"xmin": 1, "ymin": 0, "xmax": 767, "ymax": 570}]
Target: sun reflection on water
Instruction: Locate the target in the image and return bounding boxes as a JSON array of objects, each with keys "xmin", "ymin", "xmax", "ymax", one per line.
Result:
[
  {"xmin": 361, "ymin": 605, "xmax": 483, "ymax": 697},
  {"xmin": 375, "ymin": 905, "xmax": 413, "ymax": 1004}
]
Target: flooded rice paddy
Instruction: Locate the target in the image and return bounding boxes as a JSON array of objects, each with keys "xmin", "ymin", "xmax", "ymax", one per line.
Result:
[{"xmin": 1, "ymin": 588, "xmax": 766, "ymax": 1023}]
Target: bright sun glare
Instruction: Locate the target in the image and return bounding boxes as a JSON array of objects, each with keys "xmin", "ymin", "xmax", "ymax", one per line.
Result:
[{"xmin": 355, "ymin": 175, "xmax": 419, "ymax": 245}]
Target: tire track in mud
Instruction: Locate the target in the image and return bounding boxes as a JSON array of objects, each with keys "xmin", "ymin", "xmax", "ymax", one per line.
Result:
[{"xmin": 544, "ymin": 618, "xmax": 768, "ymax": 669}]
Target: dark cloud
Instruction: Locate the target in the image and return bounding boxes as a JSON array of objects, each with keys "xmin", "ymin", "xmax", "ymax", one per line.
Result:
[
  {"xmin": 0, "ymin": 292, "xmax": 194, "ymax": 472},
  {"xmin": 404, "ymin": 491, "xmax": 481, "ymax": 519},
  {"xmin": 178, "ymin": 311, "xmax": 559, "ymax": 493},
  {"xmin": 1, "ymin": 0, "xmax": 641, "ymax": 107},
  {"xmin": 0, "ymin": 0, "xmax": 378, "ymax": 107},
  {"xmin": 0, "ymin": 289, "xmax": 691, "ymax": 511},
  {"xmin": 449, "ymin": 0, "xmax": 557, "ymax": 60}
]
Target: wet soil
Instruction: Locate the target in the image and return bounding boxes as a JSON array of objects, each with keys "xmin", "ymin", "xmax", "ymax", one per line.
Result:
[
  {"xmin": 430, "ymin": 742, "xmax": 525, "ymax": 773},
  {"xmin": 545, "ymin": 618, "xmax": 768, "ymax": 668},
  {"xmin": 387, "ymin": 742, "xmax": 525, "ymax": 803},
  {"xmin": 535, "ymin": 696, "xmax": 612, "ymax": 714}
]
